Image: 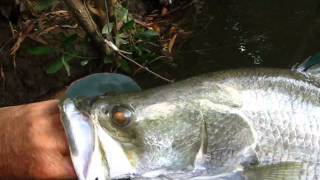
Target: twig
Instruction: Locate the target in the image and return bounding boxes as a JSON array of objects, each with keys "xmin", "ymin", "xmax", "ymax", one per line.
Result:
[
  {"xmin": 118, "ymin": 52, "xmax": 174, "ymax": 83},
  {"xmin": 62, "ymin": 52, "xmax": 100, "ymax": 59},
  {"xmin": 149, "ymin": 56, "xmax": 170, "ymax": 64},
  {"xmin": 104, "ymin": 39, "xmax": 174, "ymax": 83},
  {"xmin": 9, "ymin": 21, "xmax": 16, "ymax": 68},
  {"xmin": 133, "ymin": 19, "xmax": 152, "ymax": 29},
  {"xmin": 62, "ymin": 0, "xmax": 112, "ymax": 55}
]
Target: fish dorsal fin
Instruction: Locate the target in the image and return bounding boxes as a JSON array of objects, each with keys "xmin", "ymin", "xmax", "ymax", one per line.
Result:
[
  {"xmin": 292, "ymin": 52, "xmax": 320, "ymax": 78},
  {"xmin": 244, "ymin": 162, "xmax": 303, "ymax": 180}
]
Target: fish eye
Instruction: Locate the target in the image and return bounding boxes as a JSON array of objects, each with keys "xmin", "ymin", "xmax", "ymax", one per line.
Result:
[{"xmin": 110, "ymin": 104, "xmax": 134, "ymax": 127}]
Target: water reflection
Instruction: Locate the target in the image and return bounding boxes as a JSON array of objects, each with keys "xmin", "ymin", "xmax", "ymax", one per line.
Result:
[{"xmin": 173, "ymin": 0, "xmax": 320, "ymax": 79}]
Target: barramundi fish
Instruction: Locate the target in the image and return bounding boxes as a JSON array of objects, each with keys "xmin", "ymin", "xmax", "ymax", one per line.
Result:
[{"xmin": 60, "ymin": 68, "xmax": 320, "ymax": 180}]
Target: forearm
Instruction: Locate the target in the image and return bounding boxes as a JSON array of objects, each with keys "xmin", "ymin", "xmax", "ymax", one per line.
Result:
[
  {"xmin": 0, "ymin": 103, "xmax": 38, "ymax": 177},
  {"xmin": 0, "ymin": 105, "xmax": 20, "ymax": 177}
]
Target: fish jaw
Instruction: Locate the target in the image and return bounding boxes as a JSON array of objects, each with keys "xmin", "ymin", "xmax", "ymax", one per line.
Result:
[{"xmin": 59, "ymin": 99, "xmax": 110, "ymax": 180}]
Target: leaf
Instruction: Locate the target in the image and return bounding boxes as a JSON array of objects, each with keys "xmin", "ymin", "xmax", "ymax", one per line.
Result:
[
  {"xmin": 62, "ymin": 55, "xmax": 71, "ymax": 76},
  {"xmin": 133, "ymin": 45, "xmax": 143, "ymax": 56},
  {"xmin": 62, "ymin": 34, "xmax": 78, "ymax": 50},
  {"xmin": 120, "ymin": 20, "xmax": 135, "ymax": 32},
  {"xmin": 102, "ymin": 23, "xmax": 114, "ymax": 35},
  {"xmin": 136, "ymin": 30, "xmax": 159, "ymax": 41},
  {"xmin": 117, "ymin": 60, "xmax": 132, "ymax": 73},
  {"xmin": 80, "ymin": 60, "xmax": 89, "ymax": 66},
  {"xmin": 115, "ymin": 34, "xmax": 129, "ymax": 46},
  {"xmin": 138, "ymin": 52, "xmax": 158, "ymax": 64},
  {"xmin": 27, "ymin": 46, "xmax": 55, "ymax": 55},
  {"xmin": 46, "ymin": 61, "xmax": 63, "ymax": 74},
  {"xmin": 115, "ymin": 6, "xmax": 128, "ymax": 22},
  {"xmin": 46, "ymin": 54, "xmax": 74, "ymax": 75},
  {"xmin": 35, "ymin": 0, "xmax": 58, "ymax": 11}
]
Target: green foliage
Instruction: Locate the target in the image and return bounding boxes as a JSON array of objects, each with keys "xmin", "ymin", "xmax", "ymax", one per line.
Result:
[
  {"xmin": 115, "ymin": 6, "xmax": 129, "ymax": 22},
  {"xmin": 34, "ymin": 0, "xmax": 58, "ymax": 11},
  {"xmin": 61, "ymin": 54, "xmax": 72, "ymax": 76},
  {"xmin": 28, "ymin": 2, "xmax": 167, "ymax": 77},
  {"xmin": 101, "ymin": 4, "xmax": 162, "ymax": 73},
  {"xmin": 120, "ymin": 20, "xmax": 135, "ymax": 33},
  {"xmin": 46, "ymin": 34, "xmax": 78, "ymax": 76},
  {"xmin": 102, "ymin": 23, "xmax": 114, "ymax": 35},
  {"xmin": 27, "ymin": 34, "xmax": 95, "ymax": 76},
  {"xmin": 46, "ymin": 54, "xmax": 74, "ymax": 75},
  {"xmin": 80, "ymin": 60, "xmax": 89, "ymax": 66},
  {"xmin": 136, "ymin": 30, "xmax": 159, "ymax": 41},
  {"xmin": 117, "ymin": 59, "xmax": 131, "ymax": 73}
]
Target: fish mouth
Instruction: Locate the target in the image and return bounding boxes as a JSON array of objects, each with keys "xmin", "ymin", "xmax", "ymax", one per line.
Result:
[
  {"xmin": 60, "ymin": 99, "xmax": 136, "ymax": 180},
  {"xmin": 60, "ymin": 99, "xmax": 96, "ymax": 179}
]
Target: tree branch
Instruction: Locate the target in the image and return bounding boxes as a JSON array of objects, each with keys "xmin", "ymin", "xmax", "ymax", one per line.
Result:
[{"xmin": 61, "ymin": 0, "xmax": 112, "ymax": 56}]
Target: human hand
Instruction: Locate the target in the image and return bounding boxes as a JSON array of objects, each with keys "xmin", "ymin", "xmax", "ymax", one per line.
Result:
[{"xmin": 0, "ymin": 100, "xmax": 76, "ymax": 179}]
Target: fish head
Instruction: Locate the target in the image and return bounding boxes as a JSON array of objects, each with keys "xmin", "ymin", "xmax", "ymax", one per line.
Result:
[
  {"xmin": 88, "ymin": 95, "xmax": 206, "ymax": 178},
  {"xmin": 61, "ymin": 85, "xmax": 252, "ymax": 179}
]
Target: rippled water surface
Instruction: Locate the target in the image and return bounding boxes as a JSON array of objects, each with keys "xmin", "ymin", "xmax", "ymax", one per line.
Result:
[{"xmin": 155, "ymin": 0, "xmax": 320, "ymax": 81}]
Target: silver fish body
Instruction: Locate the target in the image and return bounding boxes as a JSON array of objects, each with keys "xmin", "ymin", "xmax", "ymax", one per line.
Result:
[{"xmin": 60, "ymin": 68, "xmax": 320, "ymax": 180}]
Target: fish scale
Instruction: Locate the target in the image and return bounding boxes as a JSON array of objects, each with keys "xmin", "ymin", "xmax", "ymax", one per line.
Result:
[{"xmin": 228, "ymin": 72, "xmax": 320, "ymax": 180}]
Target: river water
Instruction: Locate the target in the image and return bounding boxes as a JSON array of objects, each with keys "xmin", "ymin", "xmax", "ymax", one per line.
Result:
[{"xmin": 136, "ymin": 0, "xmax": 320, "ymax": 87}]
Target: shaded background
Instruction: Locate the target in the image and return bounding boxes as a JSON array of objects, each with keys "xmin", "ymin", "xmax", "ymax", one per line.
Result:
[{"xmin": 140, "ymin": 0, "xmax": 320, "ymax": 84}]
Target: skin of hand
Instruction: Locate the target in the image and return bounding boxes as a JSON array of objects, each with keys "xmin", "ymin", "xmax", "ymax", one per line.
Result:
[{"xmin": 0, "ymin": 100, "xmax": 76, "ymax": 179}]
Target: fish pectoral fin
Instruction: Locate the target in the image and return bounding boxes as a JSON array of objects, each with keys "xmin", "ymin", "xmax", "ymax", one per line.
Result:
[
  {"xmin": 243, "ymin": 162, "xmax": 303, "ymax": 180},
  {"xmin": 194, "ymin": 117, "xmax": 209, "ymax": 170}
]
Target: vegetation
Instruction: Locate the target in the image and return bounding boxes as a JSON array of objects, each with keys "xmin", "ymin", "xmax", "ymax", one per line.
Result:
[{"xmin": 11, "ymin": 0, "xmax": 178, "ymax": 82}]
